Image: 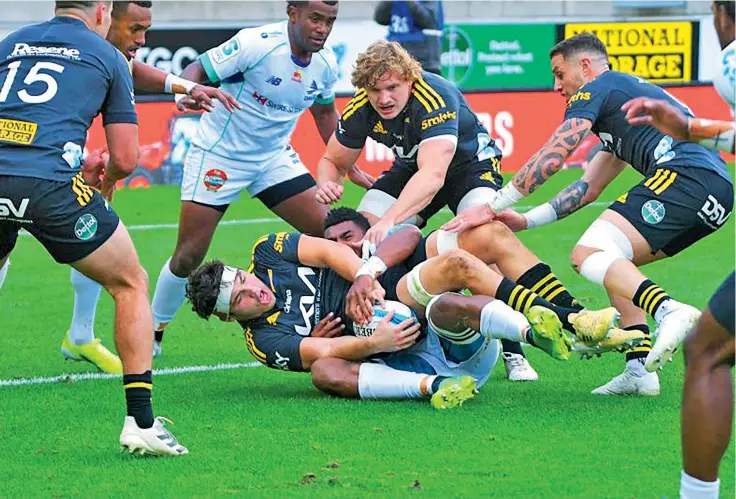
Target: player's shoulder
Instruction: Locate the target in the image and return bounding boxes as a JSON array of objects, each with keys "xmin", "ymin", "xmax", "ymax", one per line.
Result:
[
  {"xmin": 341, "ymin": 88, "xmax": 374, "ymax": 121},
  {"xmin": 315, "ymin": 43, "xmax": 339, "ymax": 73},
  {"xmin": 252, "ymin": 232, "xmax": 300, "ymax": 262},
  {"xmin": 410, "ymin": 72, "xmax": 457, "ymax": 115},
  {"xmin": 236, "ymin": 21, "xmax": 290, "ymax": 54}
]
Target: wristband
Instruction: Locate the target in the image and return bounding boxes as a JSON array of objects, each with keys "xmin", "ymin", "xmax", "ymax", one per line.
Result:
[
  {"xmin": 164, "ymin": 74, "xmax": 197, "ymax": 95},
  {"xmin": 523, "ymin": 203, "xmax": 558, "ymax": 229},
  {"xmin": 489, "ymin": 182, "xmax": 524, "ymax": 212},
  {"xmin": 355, "ymin": 256, "xmax": 387, "ymax": 279},
  {"xmin": 174, "ymin": 93, "xmax": 187, "ymax": 103}
]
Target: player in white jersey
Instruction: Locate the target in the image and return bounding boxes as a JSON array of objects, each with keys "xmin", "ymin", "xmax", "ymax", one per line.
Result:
[
  {"xmin": 712, "ymin": 1, "xmax": 735, "ymax": 115},
  {"xmin": 148, "ymin": 1, "xmax": 374, "ymax": 356}
]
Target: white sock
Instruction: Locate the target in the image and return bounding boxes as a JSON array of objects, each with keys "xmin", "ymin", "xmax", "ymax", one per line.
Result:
[
  {"xmin": 680, "ymin": 470, "xmax": 719, "ymax": 499},
  {"xmin": 151, "ymin": 258, "xmax": 189, "ymax": 330},
  {"xmin": 480, "ymin": 301, "xmax": 528, "ymax": 342},
  {"xmin": 654, "ymin": 297, "xmax": 677, "ymax": 324},
  {"xmin": 0, "ymin": 258, "xmax": 9, "ymax": 290},
  {"xmin": 358, "ymin": 363, "xmax": 435, "ymax": 399},
  {"xmin": 68, "ymin": 268, "xmax": 102, "ymax": 345},
  {"xmin": 626, "ymin": 357, "xmax": 649, "ymax": 376}
]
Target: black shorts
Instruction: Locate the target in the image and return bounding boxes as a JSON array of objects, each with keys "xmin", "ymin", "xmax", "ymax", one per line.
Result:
[
  {"xmin": 0, "ymin": 174, "xmax": 119, "ymax": 264},
  {"xmin": 609, "ymin": 166, "xmax": 733, "ymax": 256},
  {"xmin": 708, "ymin": 272, "xmax": 735, "ymax": 336},
  {"xmin": 368, "ymin": 158, "xmax": 503, "ymax": 227}
]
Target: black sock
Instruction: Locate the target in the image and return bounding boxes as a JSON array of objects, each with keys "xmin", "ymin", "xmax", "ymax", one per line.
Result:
[
  {"xmin": 154, "ymin": 329, "xmax": 164, "ymax": 343},
  {"xmin": 496, "ymin": 277, "xmax": 576, "ymax": 332},
  {"xmin": 430, "ymin": 376, "xmax": 449, "ymax": 394},
  {"xmin": 501, "ymin": 339, "xmax": 525, "ymax": 357},
  {"xmin": 524, "ymin": 329, "xmax": 537, "ymax": 347},
  {"xmin": 624, "ymin": 324, "xmax": 652, "ymax": 362},
  {"xmin": 632, "ymin": 280, "xmax": 671, "ymax": 318},
  {"xmin": 123, "ymin": 371, "xmax": 154, "ymax": 429},
  {"xmin": 516, "ymin": 263, "xmax": 583, "ymax": 311}
]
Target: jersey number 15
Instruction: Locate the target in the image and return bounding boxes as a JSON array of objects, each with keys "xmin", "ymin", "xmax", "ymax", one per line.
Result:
[{"xmin": 0, "ymin": 61, "xmax": 64, "ymax": 104}]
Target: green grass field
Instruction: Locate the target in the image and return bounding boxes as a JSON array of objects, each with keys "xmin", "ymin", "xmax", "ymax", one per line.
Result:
[{"xmin": 0, "ymin": 167, "xmax": 733, "ymax": 499}]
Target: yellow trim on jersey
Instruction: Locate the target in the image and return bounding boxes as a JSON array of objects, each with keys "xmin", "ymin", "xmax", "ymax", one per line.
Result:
[
  {"xmin": 244, "ymin": 328, "xmax": 267, "ymax": 364},
  {"xmin": 247, "ymin": 235, "xmax": 270, "ymax": 273},
  {"xmin": 124, "ymin": 382, "xmax": 152, "ymax": 390},
  {"xmin": 411, "ymin": 89, "xmax": 434, "ymax": 113},
  {"xmin": 654, "ymin": 171, "xmax": 677, "ymax": 194},
  {"xmin": 342, "ymin": 97, "xmax": 368, "ymax": 120},
  {"xmin": 648, "ymin": 169, "xmax": 672, "ymax": 193},
  {"xmin": 412, "ymin": 82, "xmax": 439, "ymax": 111},
  {"xmin": 416, "ymin": 79, "xmax": 446, "ymax": 108},
  {"xmin": 643, "ymin": 169, "xmax": 663, "ymax": 188},
  {"xmin": 267, "ymin": 269, "xmax": 275, "ymax": 292}
]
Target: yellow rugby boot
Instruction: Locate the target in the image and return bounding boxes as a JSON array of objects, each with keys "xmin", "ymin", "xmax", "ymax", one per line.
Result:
[
  {"xmin": 574, "ymin": 328, "xmax": 646, "ymax": 359},
  {"xmin": 61, "ymin": 331, "xmax": 123, "ymax": 374},
  {"xmin": 431, "ymin": 376, "xmax": 478, "ymax": 409},
  {"xmin": 525, "ymin": 305, "xmax": 573, "ymax": 361},
  {"xmin": 569, "ymin": 307, "xmax": 620, "ymax": 344}
]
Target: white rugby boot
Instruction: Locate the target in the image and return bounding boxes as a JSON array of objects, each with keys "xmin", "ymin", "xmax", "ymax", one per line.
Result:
[
  {"xmin": 120, "ymin": 416, "xmax": 188, "ymax": 456},
  {"xmin": 503, "ymin": 352, "xmax": 539, "ymax": 381},
  {"xmin": 592, "ymin": 367, "xmax": 660, "ymax": 396},
  {"xmin": 646, "ymin": 301, "xmax": 701, "ymax": 372}
]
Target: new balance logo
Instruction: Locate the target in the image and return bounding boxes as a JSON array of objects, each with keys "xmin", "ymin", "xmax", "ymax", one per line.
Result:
[
  {"xmin": 0, "ymin": 198, "xmax": 29, "ymax": 218},
  {"xmin": 698, "ymin": 195, "xmax": 732, "ymax": 229},
  {"xmin": 373, "ymin": 121, "xmax": 388, "ymax": 134},
  {"xmin": 266, "ymin": 76, "xmax": 282, "ymax": 86}
]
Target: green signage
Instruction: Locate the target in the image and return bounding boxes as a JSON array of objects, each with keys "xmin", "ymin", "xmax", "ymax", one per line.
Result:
[{"xmin": 441, "ymin": 23, "xmax": 556, "ymax": 90}]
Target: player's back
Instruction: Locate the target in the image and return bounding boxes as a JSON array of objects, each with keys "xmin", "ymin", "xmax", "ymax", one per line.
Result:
[
  {"xmin": 0, "ymin": 16, "xmax": 134, "ymax": 181},
  {"xmin": 567, "ymin": 70, "xmax": 729, "ymax": 181}
]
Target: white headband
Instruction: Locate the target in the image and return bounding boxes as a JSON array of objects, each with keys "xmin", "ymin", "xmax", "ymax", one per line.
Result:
[{"xmin": 214, "ymin": 266, "xmax": 238, "ymax": 318}]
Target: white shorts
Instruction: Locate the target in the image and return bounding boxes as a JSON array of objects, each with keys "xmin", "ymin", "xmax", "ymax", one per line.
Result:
[
  {"xmin": 180, "ymin": 144, "xmax": 315, "ymax": 207},
  {"xmin": 381, "ymin": 329, "xmax": 500, "ymax": 388}
]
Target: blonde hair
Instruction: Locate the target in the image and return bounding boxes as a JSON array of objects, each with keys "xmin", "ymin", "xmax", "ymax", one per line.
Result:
[{"xmin": 351, "ymin": 40, "xmax": 423, "ymax": 89}]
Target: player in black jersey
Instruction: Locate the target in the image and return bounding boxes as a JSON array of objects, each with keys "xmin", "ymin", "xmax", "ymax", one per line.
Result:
[
  {"xmin": 444, "ymin": 32, "xmax": 733, "ymax": 395},
  {"xmin": 0, "ymin": 1, "xmax": 185, "ymax": 455}
]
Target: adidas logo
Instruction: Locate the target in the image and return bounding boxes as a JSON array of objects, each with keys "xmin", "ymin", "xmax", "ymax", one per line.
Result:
[{"xmin": 372, "ymin": 121, "xmax": 388, "ymax": 134}]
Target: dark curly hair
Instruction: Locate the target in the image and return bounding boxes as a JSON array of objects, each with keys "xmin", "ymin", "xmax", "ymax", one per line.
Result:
[
  {"xmin": 186, "ymin": 260, "xmax": 225, "ymax": 320},
  {"xmin": 324, "ymin": 207, "xmax": 371, "ymax": 234}
]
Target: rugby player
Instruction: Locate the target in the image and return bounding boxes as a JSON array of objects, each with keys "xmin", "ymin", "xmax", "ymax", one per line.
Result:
[
  {"xmin": 623, "ymin": 3, "xmax": 735, "ymax": 497},
  {"xmin": 184, "ymin": 232, "xmax": 576, "ymax": 408},
  {"xmin": 443, "ymin": 32, "xmax": 733, "ymax": 395},
  {"xmin": 53, "ymin": 0, "xmax": 241, "ymax": 374},
  {"xmin": 0, "ymin": 1, "xmax": 185, "ymax": 455},
  {"xmin": 315, "ymin": 39, "xmax": 540, "ymax": 381},
  {"xmin": 148, "ymin": 0, "xmax": 375, "ymax": 357}
]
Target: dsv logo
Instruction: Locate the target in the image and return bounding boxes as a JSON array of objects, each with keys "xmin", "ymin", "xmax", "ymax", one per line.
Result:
[
  {"xmin": 698, "ymin": 195, "xmax": 732, "ymax": 229},
  {"xmin": 0, "ymin": 198, "xmax": 29, "ymax": 218}
]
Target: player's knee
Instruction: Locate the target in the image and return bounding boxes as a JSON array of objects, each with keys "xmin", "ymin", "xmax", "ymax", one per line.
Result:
[
  {"xmin": 440, "ymin": 249, "xmax": 476, "ymax": 286},
  {"xmin": 311, "ymin": 358, "xmax": 356, "ymax": 397},
  {"xmin": 428, "ymin": 292, "xmax": 468, "ymax": 325},
  {"xmin": 570, "ymin": 245, "xmax": 597, "ymax": 272}
]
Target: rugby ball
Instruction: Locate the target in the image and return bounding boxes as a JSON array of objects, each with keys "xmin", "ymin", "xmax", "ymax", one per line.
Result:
[{"xmin": 353, "ymin": 300, "xmax": 418, "ymax": 337}]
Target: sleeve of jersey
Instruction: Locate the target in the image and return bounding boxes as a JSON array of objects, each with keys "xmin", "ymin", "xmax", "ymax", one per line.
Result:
[
  {"xmin": 563, "ymin": 80, "xmax": 609, "ymax": 124},
  {"xmin": 415, "ymin": 79, "xmax": 459, "ymax": 144},
  {"xmin": 245, "ymin": 326, "xmax": 306, "ymax": 372},
  {"xmin": 315, "ymin": 53, "xmax": 338, "ymax": 105},
  {"xmin": 102, "ymin": 51, "xmax": 138, "ymax": 126},
  {"xmin": 335, "ymin": 90, "xmax": 370, "ymax": 149},
  {"xmin": 199, "ymin": 28, "xmax": 256, "ymax": 83}
]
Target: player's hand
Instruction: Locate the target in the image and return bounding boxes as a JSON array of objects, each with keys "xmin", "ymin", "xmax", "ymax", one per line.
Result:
[
  {"xmin": 370, "ymin": 310, "xmax": 422, "ymax": 353},
  {"xmin": 81, "ymin": 150, "xmax": 107, "ymax": 188},
  {"xmin": 312, "ymin": 312, "xmax": 345, "ymax": 338},
  {"xmin": 347, "ymin": 164, "xmax": 376, "ymax": 190},
  {"xmin": 363, "ymin": 218, "xmax": 394, "ymax": 246},
  {"xmin": 442, "ymin": 204, "xmax": 496, "ymax": 233},
  {"xmin": 100, "ymin": 176, "xmax": 117, "ymax": 202},
  {"xmin": 495, "ymin": 209, "xmax": 528, "ymax": 232},
  {"xmin": 621, "ymin": 97, "xmax": 689, "ymax": 140},
  {"xmin": 188, "ymin": 85, "xmax": 243, "ymax": 113},
  {"xmin": 346, "ymin": 275, "xmax": 385, "ymax": 325},
  {"xmin": 315, "ymin": 180, "xmax": 344, "ymax": 204}
]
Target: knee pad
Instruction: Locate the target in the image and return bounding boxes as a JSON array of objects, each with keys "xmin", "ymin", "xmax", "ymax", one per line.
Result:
[
  {"xmin": 357, "ymin": 190, "xmax": 397, "ymax": 219},
  {"xmin": 576, "ymin": 220, "xmax": 634, "ymax": 260},
  {"xmin": 406, "ymin": 261, "xmax": 435, "ymax": 307},
  {"xmin": 457, "ymin": 186, "xmax": 499, "ymax": 213},
  {"xmin": 436, "ymin": 230, "xmax": 459, "ymax": 255},
  {"xmin": 426, "ymin": 293, "xmax": 481, "ymax": 345}
]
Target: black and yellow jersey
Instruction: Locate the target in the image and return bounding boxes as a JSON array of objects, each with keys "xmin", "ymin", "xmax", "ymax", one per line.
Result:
[{"xmin": 336, "ymin": 71, "xmax": 501, "ymax": 171}]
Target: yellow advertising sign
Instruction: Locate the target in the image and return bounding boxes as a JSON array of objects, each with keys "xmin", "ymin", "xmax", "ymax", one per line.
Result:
[{"xmin": 564, "ymin": 22, "xmax": 692, "ymax": 83}]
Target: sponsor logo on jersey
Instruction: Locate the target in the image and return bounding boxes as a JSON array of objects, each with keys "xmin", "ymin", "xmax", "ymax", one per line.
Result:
[
  {"xmin": 303, "ymin": 80, "xmax": 320, "ymax": 102},
  {"xmin": 698, "ymin": 195, "xmax": 732, "ymax": 229},
  {"xmin": 11, "ymin": 43, "xmax": 80, "ymax": 60},
  {"xmin": 266, "ymin": 75, "xmax": 282, "ymax": 86},
  {"xmin": 479, "ymin": 171, "xmax": 496, "ymax": 182},
  {"xmin": 74, "ymin": 214, "xmax": 98, "ymax": 241},
  {"xmin": 0, "ymin": 119, "xmax": 37, "ymax": 145},
  {"xmin": 273, "ymin": 232, "xmax": 287, "ymax": 252},
  {"xmin": 252, "ymin": 91, "xmax": 268, "ymax": 105},
  {"xmin": 392, "ymin": 144, "xmax": 420, "ymax": 160},
  {"xmin": 421, "ymin": 111, "xmax": 457, "ymax": 130},
  {"xmin": 372, "ymin": 121, "xmax": 388, "ymax": 134},
  {"xmin": 641, "ymin": 199, "xmax": 666, "ymax": 225},
  {"xmin": 292, "ymin": 70, "xmax": 302, "ymax": 83},
  {"xmin": 266, "ymin": 311, "xmax": 281, "ymax": 325},
  {"xmin": 567, "ymin": 91, "xmax": 591, "ymax": 105},
  {"xmin": 260, "ymin": 31, "xmax": 282, "ymax": 39},
  {"xmin": 284, "ymin": 289, "xmax": 292, "ymax": 313},
  {"xmin": 203, "ymin": 169, "xmax": 228, "ymax": 191},
  {"xmin": 211, "ymin": 38, "xmax": 240, "ymax": 64},
  {"xmin": 274, "ymin": 351, "xmax": 290, "ymax": 370},
  {"xmin": 0, "ymin": 198, "xmax": 29, "ymax": 220}
]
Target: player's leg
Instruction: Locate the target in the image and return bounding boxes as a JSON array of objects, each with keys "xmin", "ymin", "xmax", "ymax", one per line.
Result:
[
  {"xmin": 61, "ymin": 268, "xmax": 122, "ymax": 374},
  {"xmin": 0, "ymin": 217, "xmax": 19, "ymax": 292},
  {"xmin": 680, "ymin": 273, "xmax": 734, "ymax": 499},
  {"xmin": 0, "ymin": 253, "xmax": 9, "ymax": 291}
]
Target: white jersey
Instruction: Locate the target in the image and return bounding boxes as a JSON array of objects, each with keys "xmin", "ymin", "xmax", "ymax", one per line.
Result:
[
  {"xmin": 194, "ymin": 21, "xmax": 338, "ymax": 163},
  {"xmin": 713, "ymin": 39, "xmax": 736, "ymax": 114}
]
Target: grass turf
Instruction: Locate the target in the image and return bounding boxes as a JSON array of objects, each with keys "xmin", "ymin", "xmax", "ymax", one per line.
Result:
[{"xmin": 0, "ymin": 167, "xmax": 733, "ymax": 498}]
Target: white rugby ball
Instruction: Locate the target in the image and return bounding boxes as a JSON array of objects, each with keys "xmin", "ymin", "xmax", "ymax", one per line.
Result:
[{"xmin": 353, "ymin": 300, "xmax": 418, "ymax": 337}]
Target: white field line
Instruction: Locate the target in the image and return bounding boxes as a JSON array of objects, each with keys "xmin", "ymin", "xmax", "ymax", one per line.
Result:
[
  {"xmin": 18, "ymin": 201, "xmax": 611, "ymax": 235},
  {"xmin": 0, "ymin": 361, "xmax": 263, "ymax": 388}
]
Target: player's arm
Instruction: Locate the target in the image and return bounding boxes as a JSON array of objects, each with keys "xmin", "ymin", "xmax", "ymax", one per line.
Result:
[
  {"xmin": 104, "ymin": 124, "xmax": 139, "ymax": 184},
  {"xmin": 297, "ymin": 235, "xmax": 363, "ymax": 282},
  {"xmin": 315, "ymin": 134, "xmax": 364, "ymax": 204}
]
